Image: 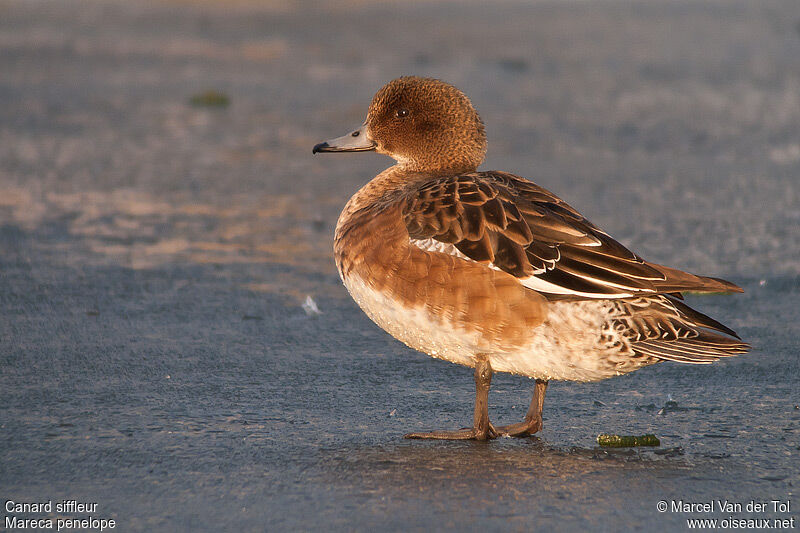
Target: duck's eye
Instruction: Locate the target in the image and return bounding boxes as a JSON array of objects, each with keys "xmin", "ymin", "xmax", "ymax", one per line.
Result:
[{"xmin": 395, "ymin": 108, "xmax": 410, "ymax": 119}]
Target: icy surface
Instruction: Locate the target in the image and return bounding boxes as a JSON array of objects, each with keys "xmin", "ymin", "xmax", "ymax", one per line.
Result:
[{"xmin": 1, "ymin": 0, "xmax": 798, "ymax": 530}]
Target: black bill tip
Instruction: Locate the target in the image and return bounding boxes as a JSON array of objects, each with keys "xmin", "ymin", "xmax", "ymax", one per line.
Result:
[{"xmin": 312, "ymin": 142, "xmax": 329, "ymax": 154}]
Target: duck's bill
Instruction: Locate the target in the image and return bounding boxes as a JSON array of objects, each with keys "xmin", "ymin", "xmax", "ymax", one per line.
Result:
[{"xmin": 312, "ymin": 125, "xmax": 376, "ymax": 154}]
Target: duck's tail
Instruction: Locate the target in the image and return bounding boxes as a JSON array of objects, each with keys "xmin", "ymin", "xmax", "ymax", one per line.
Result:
[
  {"xmin": 633, "ymin": 332, "xmax": 750, "ymax": 364},
  {"xmin": 616, "ymin": 295, "xmax": 750, "ymax": 364}
]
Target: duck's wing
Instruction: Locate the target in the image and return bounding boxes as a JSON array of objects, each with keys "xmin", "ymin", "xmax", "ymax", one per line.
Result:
[{"xmin": 401, "ymin": 171, "xmax": 742, "ymax": 300}]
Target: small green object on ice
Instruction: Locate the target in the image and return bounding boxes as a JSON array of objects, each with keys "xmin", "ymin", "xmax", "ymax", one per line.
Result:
[
  {"xmin": 597, "ymin": 434, "xmax": 660, "ymax": 447},
  {"xmin": 189, "ymin": 90, "xmax": 230, "ymax": 108}
]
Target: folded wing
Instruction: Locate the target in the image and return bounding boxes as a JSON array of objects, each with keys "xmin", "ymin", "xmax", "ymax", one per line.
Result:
[{"xmin": 402, "ymin": 171, "xmax": 743, "ymax": 300}]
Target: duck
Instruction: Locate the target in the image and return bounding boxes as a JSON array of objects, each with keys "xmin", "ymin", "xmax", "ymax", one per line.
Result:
[{"xmin": 313, "ymin": 76, "xmax": 749, "ymax": 441}]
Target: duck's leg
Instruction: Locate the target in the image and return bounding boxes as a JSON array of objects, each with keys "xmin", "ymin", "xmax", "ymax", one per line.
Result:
[
  {"xmin": 405, "ymin": 356, "xmax": 498, "ymax": 441},
  {"xmin": 496, "ymin": 379, "xmax": 548, "ymax": 437}
]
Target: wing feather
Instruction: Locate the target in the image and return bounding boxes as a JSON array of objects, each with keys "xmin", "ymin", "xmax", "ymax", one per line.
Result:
[{"xmin": 402, "ymin": 171, "xmax": 743, "ymax": 300}]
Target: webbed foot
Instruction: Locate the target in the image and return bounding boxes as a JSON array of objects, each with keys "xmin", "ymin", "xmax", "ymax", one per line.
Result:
[{"xmin": 405, "ymin": 422, "xmax": 499, "ymax": 441}]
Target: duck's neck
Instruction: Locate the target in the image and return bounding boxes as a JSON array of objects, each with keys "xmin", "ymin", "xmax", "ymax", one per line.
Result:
[
  {"xmin": 339, "ymin": 167, "xmax": 405, "ymax": 217},
  {"xmin": 340, "ymin": 165, "xmax": 442, "ymax": 216},
  {"xmin": 398, "ymin": 159, "xmax": 479, "ymax": 175}
]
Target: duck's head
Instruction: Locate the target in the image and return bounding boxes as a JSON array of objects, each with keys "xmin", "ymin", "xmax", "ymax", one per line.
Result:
[{"xmin": 313, "ymin": 76, "xmax": 487, "ymax": 174}]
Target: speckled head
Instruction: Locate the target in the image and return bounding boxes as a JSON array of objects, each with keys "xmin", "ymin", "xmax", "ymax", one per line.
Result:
[{"xmin": 314, "ymin": 77, "xmax": 487, "ymax": 174}]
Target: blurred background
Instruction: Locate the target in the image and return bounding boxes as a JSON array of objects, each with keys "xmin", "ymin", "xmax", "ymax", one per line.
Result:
[{"xmin": 1, "ymin": 0, "xmax": 798, "ymax": 530}]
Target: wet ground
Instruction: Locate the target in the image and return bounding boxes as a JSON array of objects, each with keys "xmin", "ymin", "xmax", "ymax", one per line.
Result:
[{"xmin": 1, "ymin": 0, "xmax": 799, "ymax": 530}]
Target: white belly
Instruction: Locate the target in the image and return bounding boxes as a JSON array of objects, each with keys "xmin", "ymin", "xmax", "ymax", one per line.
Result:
[{"xmin": 342, "ymin": 274, "xmax": 646, "ymax": 382}]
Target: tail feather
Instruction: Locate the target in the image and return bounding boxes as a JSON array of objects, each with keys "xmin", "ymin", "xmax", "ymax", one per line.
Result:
[
  {"xmin": 635, "ymin": 335, "xmax": 750, "ymax": 364},
  {"xmin": 620, "ymin": 295, "xmax": 750, "ymax": 365},
  {"xmin": 665, "ymin": 294, "xmax": 741, "ymax": 339},
  {"xmin": 634, "ymin": 343, "xmax": 719, "ymax": 364}
]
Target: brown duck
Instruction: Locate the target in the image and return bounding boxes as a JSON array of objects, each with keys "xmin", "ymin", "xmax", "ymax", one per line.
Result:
[{"xmin": 313, "ymin": 76, "xmax": 749, "ymax": 441}]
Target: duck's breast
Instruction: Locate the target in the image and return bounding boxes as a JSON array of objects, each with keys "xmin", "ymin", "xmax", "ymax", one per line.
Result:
[{"xmin": 334, "ymin": 200, "xmax": 549, "ymax": 368}]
